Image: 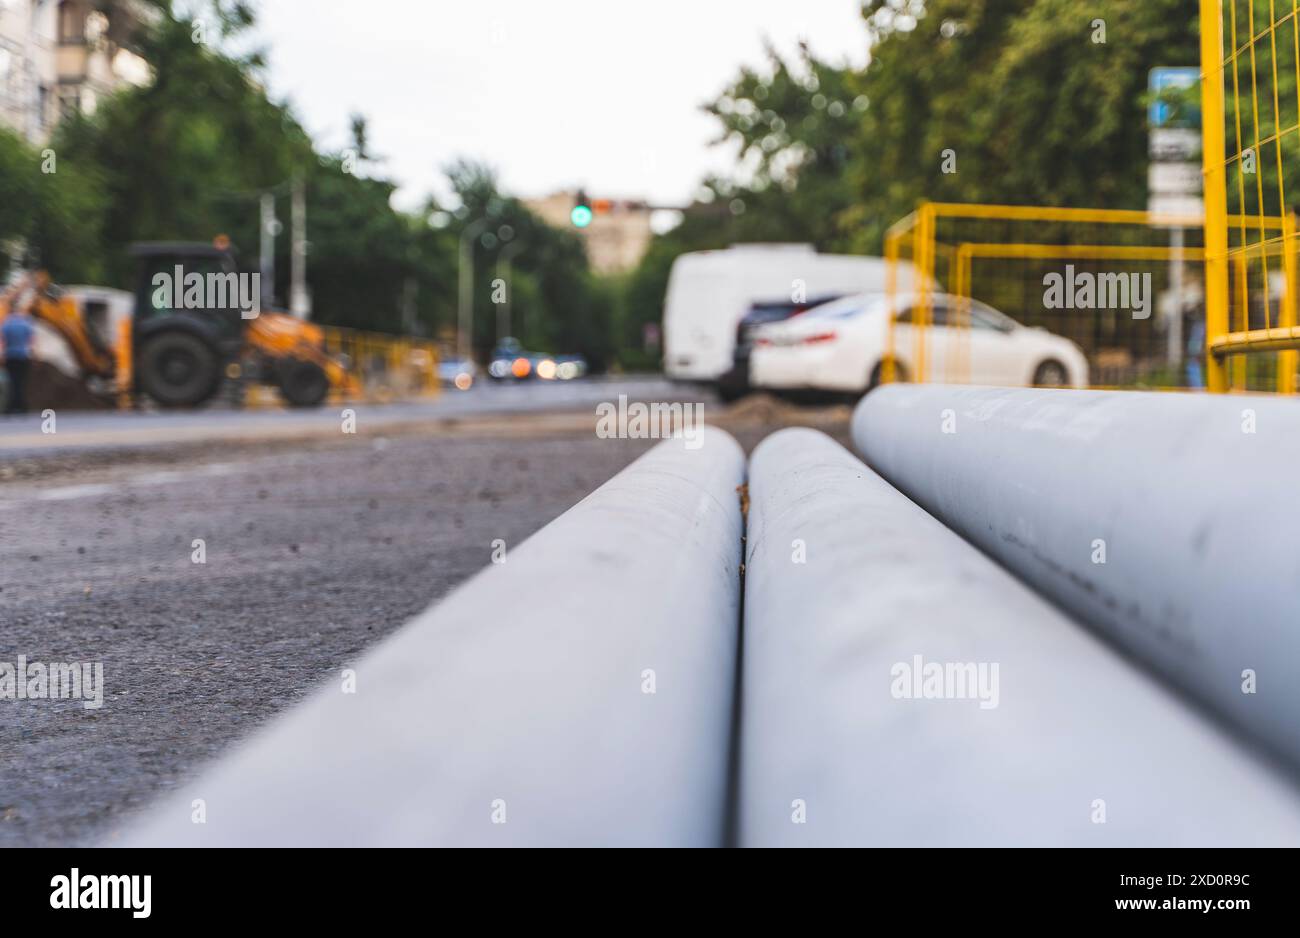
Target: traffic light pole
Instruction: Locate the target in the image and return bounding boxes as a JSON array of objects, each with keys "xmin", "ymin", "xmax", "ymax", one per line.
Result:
[{"xmin": 496, "ymin": 240, "xmax": 526, "ymax": 343}]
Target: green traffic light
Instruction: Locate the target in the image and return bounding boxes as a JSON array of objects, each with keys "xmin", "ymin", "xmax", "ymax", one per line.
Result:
[{"xmin": 570, "ymin": 205, "xmax": 593, "ymax": 228}]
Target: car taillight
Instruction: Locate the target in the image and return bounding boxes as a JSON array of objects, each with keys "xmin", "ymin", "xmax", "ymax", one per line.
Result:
[
  {"xmin": 801, "ymin": 332, "xmax": 837, "ymax": 344},
  {"xmin": 755, "ymin": 337, "xmax": 773, "ymax": 347}
]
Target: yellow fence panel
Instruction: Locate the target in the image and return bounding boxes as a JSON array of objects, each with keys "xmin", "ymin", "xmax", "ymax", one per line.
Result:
[
  {"xmin": 317, "ymin": 325, "xmax": 439, "ymax": 404},
  {"xmin": 1201, "ymin": 0, "xmax": 1300, "ymax": 393},
  {"xmin": 886, "ymin": 201, "xmax": 1295, "ymax": 393}
]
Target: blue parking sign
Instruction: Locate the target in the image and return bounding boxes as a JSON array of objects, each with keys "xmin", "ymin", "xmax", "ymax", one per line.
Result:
[{"xmin": 1150, "ymin": 67, "xmax": 1202, "ymax": 129}]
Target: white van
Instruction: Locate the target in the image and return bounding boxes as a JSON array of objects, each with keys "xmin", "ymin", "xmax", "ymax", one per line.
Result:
[{"xmin": 662, "ymin": 245, "xmax": 926, "ymax": 382}]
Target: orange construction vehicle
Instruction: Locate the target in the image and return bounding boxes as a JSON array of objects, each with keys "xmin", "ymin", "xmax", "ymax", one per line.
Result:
[
  {"xmin": 127, "ymin": 239, "xmax": 355, "ymax": 407},
  {"xmin": 1, "ymin": 240, "xmax": 355, "ymax": 409},
  {"xmin": 0, "ymin": 272, "xmax": 127, "ymax": 410}
]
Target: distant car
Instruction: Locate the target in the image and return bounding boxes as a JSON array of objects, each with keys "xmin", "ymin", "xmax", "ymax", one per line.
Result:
[
  {"xmin": 750, "ymin": 291, "xmax": 1089, "ymax": 394},
  {"xmin": 486, "ymin": 339, "xmax": 587, "ymax": 381},
  {"xmin": 488, "ymin": 337, "xmax": 537, "ymax": 380},
  {"xmin": 438, "ymin": 356, "xmax": 477, "ymax": 390},
  {"xmin": 719, "ymin": 293, "xmax": 846, "ymax": 400},
  {"xmin": 552, "ymin": 355, "xmax": 588, "ymax": 381}
]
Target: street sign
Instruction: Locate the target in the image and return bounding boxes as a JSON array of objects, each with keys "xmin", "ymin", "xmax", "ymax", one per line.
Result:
[
  {"xmin": 1149, "ymin": 162, "xmax": 1203, "ymax": 195},
  {"xmin": 1148, "ymin": 68, "xmax": 1204, "ymax": 369},
  {"xmin": 1150, "ymin": 128, "xmax": 1201, "ymax": 162},
  {"xmin": 1149, "ymin": 67, "xmax": 1201, "ymax": 129},
  {"xmin": 1147, "ymin": 67, "xmax": 1204, "ymax": 217}
]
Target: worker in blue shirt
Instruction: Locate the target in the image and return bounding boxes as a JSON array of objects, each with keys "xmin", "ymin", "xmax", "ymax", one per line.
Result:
[{"xmin": 2, "ymin": 295, "xmax": 37, "ymax": 414}]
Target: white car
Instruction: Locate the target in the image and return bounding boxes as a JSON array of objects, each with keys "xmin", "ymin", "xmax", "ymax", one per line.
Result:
[
  {"xmin": 661, "ymin": 245, "xmax": 929, "ymax": 383},
  {"xmin": 750, "ymin": 291, "xmax": 1089, "ymax": 393}
]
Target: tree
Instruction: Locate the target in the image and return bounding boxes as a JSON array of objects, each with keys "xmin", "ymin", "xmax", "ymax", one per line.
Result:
[
  {"xmin": 0, "ymin": 127, "xmax": 108, "ymax": 283},
  {"xmin": 703, "ymin": 39, "xmax": 867, "ymax": 249},
  {"xmin": 48, "ymin": 2, "xmax": 312, "ymax": 285},
  {"xmin": 843, "ymin": 0, "xmax": 1201, "ymax": 251},
  {"xmin": 445, "ymin": 160, "xmax": 614, "ymax": 368}
]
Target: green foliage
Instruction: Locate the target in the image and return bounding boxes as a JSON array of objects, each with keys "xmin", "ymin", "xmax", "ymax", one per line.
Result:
[
  {"xmin": 0, "ymin": 127, "xmax": 108, "ymax": 283},
  {"xmin": 843, "ymin": 0, "xmax": 1199, "ymax": 252},
  {"xmin": 0, "ymin": 128, "xmax": 40, "ymax": 248},
  {"xmin": 626, "ymin": 0, "xmax": 1205, "ymax": 351},
  {"xmin": 44, "ymin": 4, "xmax": 312, "ymax": 285},
  {"xmin": 298, "ymin": 155, "xmax": 418, "ymax": 333}
]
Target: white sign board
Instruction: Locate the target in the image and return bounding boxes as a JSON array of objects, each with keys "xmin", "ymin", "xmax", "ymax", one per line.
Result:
[
  {"xmin": 1150, "ymin": 128, "xmax": 1201, "ymax": 162},
  {"xmin": 1147, "ymin": 193, "xmax": 1204, "ymax": 220},
  {"xmin": 1148, "ymin": 67, "xmax": 1202, "ymax": 221},
  {"xmin": 1149, "ymin": 162, "xmax": 1203, "ymax": 195}
]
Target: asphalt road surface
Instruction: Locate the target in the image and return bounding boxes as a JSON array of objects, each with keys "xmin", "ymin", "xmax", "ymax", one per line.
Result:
[
  {"xmin": 0, "ymin": 376, "xmax": 690, "ymax": 459},
  {"xmin": 0, "ymin": 381, "xmax": 851, "ymax": 846}
]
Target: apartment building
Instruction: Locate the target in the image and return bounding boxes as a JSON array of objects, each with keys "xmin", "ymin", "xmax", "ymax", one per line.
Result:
[
  {"xmin": 0, "ymin": 0, "xmax": 152, "ymax": 143},
  {"xmin": 525, "ymin": 191, "xmax": 656, "ymax": 276}
]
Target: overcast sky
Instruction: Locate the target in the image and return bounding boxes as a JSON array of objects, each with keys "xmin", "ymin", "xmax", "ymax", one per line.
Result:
[{"xmin": 255, "ymin": 0, "xmax": 870, "ymax": 210}]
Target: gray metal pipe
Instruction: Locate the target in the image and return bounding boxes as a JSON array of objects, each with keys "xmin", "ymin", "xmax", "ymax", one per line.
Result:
[
  {"xmin": 118, "ymin": 428, "xmax": 745, "ymax": 847},
  {"xmin": 852, "ymin": 384, "xmax": 1300, "ymax": 769},
  {"xmin": 741, "ymin": 427, "xmax": 1300, "ymax": 846}
]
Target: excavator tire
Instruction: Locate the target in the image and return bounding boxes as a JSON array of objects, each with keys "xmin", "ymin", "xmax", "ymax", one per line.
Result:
[
  {"xmin": 277, "ymin": 358, "xmax": 330, "ymax": 408},
  {"xmin": 137, "ymin": 330, "xmax": 222, "ymax": 408}
]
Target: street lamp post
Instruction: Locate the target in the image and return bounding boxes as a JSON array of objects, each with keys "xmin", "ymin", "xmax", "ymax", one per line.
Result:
[
  {"xmin": 457, "ymin": 218, "xmax": 489, "ymax": 362},
  {"xmin": 259, "ymin": 192, "xmax": 280, "ymax": 311}
]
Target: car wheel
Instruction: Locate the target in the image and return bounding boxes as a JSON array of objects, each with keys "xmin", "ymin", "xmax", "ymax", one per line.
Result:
[
  {"xmin": 868, "ymin": 359, "xmax": 908, "ymax": 391},
  {"xmin": 1032, "ymin": 360, "xmax": 1070, "ymax": 388}
]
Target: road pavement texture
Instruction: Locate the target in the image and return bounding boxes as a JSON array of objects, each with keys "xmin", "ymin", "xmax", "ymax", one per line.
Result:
[
  {"xmin": 0, "ymin": 376, "xmax": 689, "ymax": 460},
  {"xmin": 0, "ymin": 390, "xmax": 850, "ymax": 846}
]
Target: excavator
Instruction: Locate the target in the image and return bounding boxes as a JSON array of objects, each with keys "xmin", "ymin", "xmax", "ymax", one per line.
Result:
[
  {"xmin": 0, "ymin": 239, "xmax": 354, "ymax": 409},
  {"xmin": 0, "ymin": 271, "xmax": 124, "ymax": 411}
]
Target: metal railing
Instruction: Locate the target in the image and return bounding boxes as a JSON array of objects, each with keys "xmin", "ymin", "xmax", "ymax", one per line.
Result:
[
  {"xmin": 318, "ymin": 325, "xmax": 439, "ymax": 403},
  {"xmin": 1200, "ymin": 0, "xmax": 1300, "ymax": 392},
  {"xmin": 885, "ymin": 201, "xmax": 1295, "ymax": 392}
]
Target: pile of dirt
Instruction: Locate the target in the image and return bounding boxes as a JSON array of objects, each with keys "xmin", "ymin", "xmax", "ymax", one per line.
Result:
[
  {"xmin": 20, "ymin": 361, "xmax": 114, "ymax": 412},
  {"xmin": 712, "ymin": 391, "xmax": 853, "ymax": 431}
]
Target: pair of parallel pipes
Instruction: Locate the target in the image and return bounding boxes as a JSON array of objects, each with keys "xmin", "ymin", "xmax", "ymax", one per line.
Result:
[{"xmin": 122, "ymin": 388, "xmax": 1300, "ymax": 846}]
